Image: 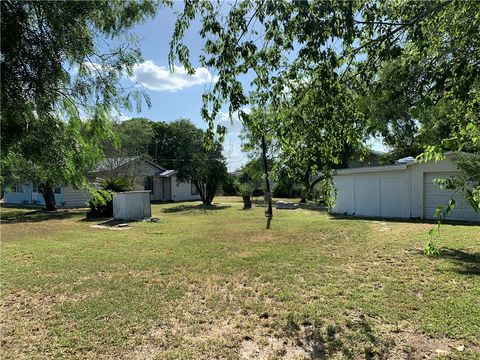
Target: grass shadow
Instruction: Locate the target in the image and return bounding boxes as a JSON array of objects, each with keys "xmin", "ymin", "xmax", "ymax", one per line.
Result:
[
  {"xmin": 80, "ymin": 217, "xmax": 137, "ymax": 225},
  {"xmin": 266, "ymin": 215, "xmax": 272, "ymax": 229},
  {"xmin": 284, "ymin": 314, "xmax": 389, "ymax": 359},
  {"xmin": 297, "ymin": 203, "xmax": 327, "ymax": 212},
  {"xmin": 0, "ymin": 208, "xmax": 86, "ymax": 224},
  {"xmin": 161, "ymin": 204, "xmax": 231, "ymax": 214},
  {"xmin": 426, "ymin": 248, "xmax": 480, "ymax": 275},
  {"xmin": 329, "ymin": 213, "xmax": 480, "ymax": 226}
]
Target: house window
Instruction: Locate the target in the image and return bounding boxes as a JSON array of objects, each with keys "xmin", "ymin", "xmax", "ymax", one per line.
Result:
[
  {"xmin": 191, "ymin": 182, "xmax": 198, "ymax": 195},
  {"xmin": 54, "ymin": 187, "xmax": 62, "ymax": 194},
  {"xmin": 12, "ymin": 184, "xmax": 23, "ymax": 193},
  {"xmin": 144, "ymin": 176, "xmax": 153, "ymax": 193}
]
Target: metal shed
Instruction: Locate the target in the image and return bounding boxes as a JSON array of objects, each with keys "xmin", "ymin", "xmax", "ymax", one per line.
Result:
[
  {"xmin": 332, "ymin": 152, "xmax": 480, "ymax": 222},
  {"xmin": 113, "ymin": 191, "xmax": 151, "ymax": 220}
]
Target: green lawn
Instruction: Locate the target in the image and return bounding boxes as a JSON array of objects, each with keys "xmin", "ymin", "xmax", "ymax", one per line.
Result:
[{"xmin": 1, "ymin": 197, "xmax": 479, "ymax": 359}]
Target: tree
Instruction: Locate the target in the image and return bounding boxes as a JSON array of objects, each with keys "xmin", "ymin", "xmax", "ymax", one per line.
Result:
[
  {"xmin": 149, "ymin": 119, "xmax": 228, "ymax": 206},
  {"xmin": 2, "ymin": 109, "xmax": 110, "ymax": 210},
  {"xmin": 190, "ymin": 144, "xmax": 228, "ymax": 206},
  {"xmin": 237, "ymin": 157, "xmax": 270, "ymax": 194},
  {"xmin": 149, "ymin": 119, "xmax": 201, "ymax": 169},
  {"xmin": 1, "ymin": 1, "xmax": 157, "ymax": 210},
  {"xmin": 169, "ymin": 0, "xmax": 480, "ymax": 212},
  {"xmin": 242, "ymin": 73, "xmax": 366, "ymax": 203},
  {"xmin": 114, "ymin": 118, "xmax": 155, "ymax": 157},
  {"xmin": 102, "ymin": 117, "xmax": 155, "ymax": 166}
]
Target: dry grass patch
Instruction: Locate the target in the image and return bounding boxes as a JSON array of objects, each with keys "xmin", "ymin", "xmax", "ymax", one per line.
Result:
[{"xmin": 1, "ymin": 198, "xmax": 479, "ymax": 359}]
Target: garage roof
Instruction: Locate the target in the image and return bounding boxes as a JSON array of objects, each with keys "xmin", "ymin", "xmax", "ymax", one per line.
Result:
[{"xmin": 335, "ymin": 151, "xmax": 469, "ymax": 176}]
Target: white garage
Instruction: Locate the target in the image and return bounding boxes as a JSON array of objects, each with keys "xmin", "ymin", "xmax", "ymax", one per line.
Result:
[{"xmin": 332, "ymin": 152, "xmax": 480, "ymax": 222}]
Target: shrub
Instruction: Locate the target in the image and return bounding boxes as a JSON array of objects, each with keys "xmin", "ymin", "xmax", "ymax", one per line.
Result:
[
  {"xmin": 86, "ymin": 189, "xmax": 113, "ymax": 218},
  {"xmin": 236, "ymin": 182, "xmax": 253, "ymax": 209},
  {"xmin": 98, "ymin": 177, "xmax": 131, "ymax": 192},
  {"xmin": 273, "ymin": 182, "xmax": 302, "ymax": 198}
]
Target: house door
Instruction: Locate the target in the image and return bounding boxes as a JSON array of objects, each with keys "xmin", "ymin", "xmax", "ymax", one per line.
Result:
[
  {"xmin": 153, "ymin": 177, "xmax": 164, "ymax": 201},
  {"xmin": 163, "ymin": 178, "xmax": 171, "ymax": 200}
]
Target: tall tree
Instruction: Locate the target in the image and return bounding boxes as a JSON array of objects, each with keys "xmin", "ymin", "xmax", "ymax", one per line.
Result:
[
  {"xmin": 149, "ymin": 119, "xmax": 228, "ymax": 206},
  {"xmin": 242, "ymin": 71, "xmax": 366, "ymax": 203},
  {"xmin": 103, "ymin": 118, "xmax": 155, "ymax": 159},
  {"xmin": 169, "ymin": 0, "xmax": 480, "ymax": 211},
  {"xmin": 1, "ymin": 1, "xmax": 157, "ymax": 210}
]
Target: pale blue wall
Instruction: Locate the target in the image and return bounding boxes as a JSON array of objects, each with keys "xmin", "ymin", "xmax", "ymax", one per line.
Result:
[
  {"xmin": 4, "ymin": 183, "xmax": 31, "ymax": 204},
  {"xmin": 4, "ymin": 191, "xmax": 29, "ymax": 204},
  {"xmin": 35, "ymin": 193, "xmax": 64, "ymax": 206},
  {"xmin": 4, "ymin": 182, "xmax": 64, "ymax": 206}
]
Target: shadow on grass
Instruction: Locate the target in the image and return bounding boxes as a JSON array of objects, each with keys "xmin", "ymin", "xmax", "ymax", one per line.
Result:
[
  {"xmin": 266, "ymin": 215, "xmax": 273, "ymax": 229},
  {"xmin": 0, "ymin": 208, "xmax": 86, "ymax": 224},
  {"xmin": 283, "ymin": 314, "xmax": 389, "ymax": 359},
  {"xmin": 80, "ymin": 217, "xmax": 138, "ymax": 225},
  {"xmin": 161, "ymin": 204, "xmax": 231, "ymax": 213},
  {"xmin": 329, "ymin": 213, "xmax": 480, "ymax": 226},
  {"xmin": 429, "ymin": 248, "xmax": 480, "ymax": 276}
]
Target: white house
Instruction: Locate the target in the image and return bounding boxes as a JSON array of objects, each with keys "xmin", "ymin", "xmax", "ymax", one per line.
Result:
[
  {"xmin": 332, "ymin": 152, "xmax": 480, "ymax": 222},
  {"xmin": 4, "ymin": 157, "xmax": 201, "ymax": 207}
]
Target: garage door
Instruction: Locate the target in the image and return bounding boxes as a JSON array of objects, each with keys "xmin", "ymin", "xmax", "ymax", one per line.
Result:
[
  {"xmin": 333, "ymin": 177, "xmax": 355, "ymax": 214},
  {"xmin": 380, "ymin": 177, "xmax": 409, "ymax": 218},
  {"xmin": 424, "ymin": 172, "xmax": 480, "ymax": 221},
  {"xmin": 354, "ymin": 178, "xmax": 380, "ymax": 216},
  {"xmin": 353, "ymin": 175, "xmax": 408, "ymax": 218}
]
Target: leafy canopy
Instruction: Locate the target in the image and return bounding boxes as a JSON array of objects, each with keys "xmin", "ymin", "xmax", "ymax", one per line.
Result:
[
  {"xmin": 1, "ymin": 0, "xmax": 157, "ymax": 209},
  {"xmin": 149, "ymin": 119, "xmax": 228, "ymax": 206},
  {"xmin": 169, "ymin": 0, "xmax": 479, "ymax": 157}
]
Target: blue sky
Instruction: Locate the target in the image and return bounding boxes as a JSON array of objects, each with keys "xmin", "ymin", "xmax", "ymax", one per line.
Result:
[
  {"xmin": 117, "ymin": 5, "xmax": 248, "ymax": 171},
  {"xmin": 119, "ymin": 5, "xmax": 386, "ymax": 171}
]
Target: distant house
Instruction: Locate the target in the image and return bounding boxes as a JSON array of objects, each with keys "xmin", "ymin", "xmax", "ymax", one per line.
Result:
[
  {"xmin": 332, "ymin": 152, "xmax": 480, "ymax": 222},
  {"xmin": 3, "ymin": 157, "xmax": 201, "ymax": 207}
]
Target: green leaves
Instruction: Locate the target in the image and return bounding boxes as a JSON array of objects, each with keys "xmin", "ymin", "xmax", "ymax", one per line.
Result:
[
  {"xmin": 424, "ymin": 239, "xmax": 440, "ymax": 257},
  {"xmin": 1, "ymin": 1, "xmax": 158, "ymax": 206},
  {"xmin": 425, "ymin": 153, "xmax": 480, "ymax": 255},
  {"xmin": 169, "ymin": 1, "xmax": 479, "ymax": 166}
]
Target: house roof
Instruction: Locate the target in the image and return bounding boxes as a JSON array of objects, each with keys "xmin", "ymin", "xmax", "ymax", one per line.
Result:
[
  {"xmin": 94, "ymin": 157, "xmax": 139, "ymax": 172},
  {"xmin": 93, "ymin": 157, "xmax": 176, "ymax": 176},
  {"xmin": 334, "ymin": 151, "xmax": 470, "ymax": 176},
  {"xmin": 157, "ymin": 169, "xmax": 177, "ymax": 177}
]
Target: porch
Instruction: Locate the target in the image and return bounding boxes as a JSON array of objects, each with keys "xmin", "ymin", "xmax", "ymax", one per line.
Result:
[{"xmin": 150, "ymin": 176, "xmax": 172, "ymax": 201}]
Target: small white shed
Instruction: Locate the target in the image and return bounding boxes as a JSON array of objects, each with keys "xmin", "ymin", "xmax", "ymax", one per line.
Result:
[
  {"xmin": 332, "ymin": 152, "xmax": 480, "ymax": 222},
  {"xmin": 113, "ymin": 191, "xmax": 151, "ymax": 220}
]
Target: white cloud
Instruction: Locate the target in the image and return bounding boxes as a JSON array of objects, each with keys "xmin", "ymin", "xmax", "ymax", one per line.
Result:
[
  {"xmin": 132, "ymin": 61, "xmax": 218, "ymax": 92},
  {"xmin": 110, "ymin": 109, "xmax": 131, "ymax": 123},
  {"xmin": 216, "ymin": 111, "xmax": 244, "ymax": 136}
]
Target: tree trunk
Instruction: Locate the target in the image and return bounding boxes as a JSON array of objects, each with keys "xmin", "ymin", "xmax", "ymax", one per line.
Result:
[
  {"xmin": 300, "ymin": 171, "xmax": 313, "ymax": 203},
  {"xmin": 41, "ymin": 184, "xmax": 57, "ymax": 211},
  {"xmin": 242, "ymin": 196, "xmax": 252, "ymax": 209},
  {"xmin": 261, "ymin": 135, "xmax": 273, "ymax": 217},
  {"xmin": 205, "ymin": 189, "xmax": 215, "ymax": 206},
  {"xmin": 300, "ymin": 181, "xmax": 310, "ymax": 203},
  {"xmin": 195, "ymin": 182, "xmax": 207, "ymax": 205}
]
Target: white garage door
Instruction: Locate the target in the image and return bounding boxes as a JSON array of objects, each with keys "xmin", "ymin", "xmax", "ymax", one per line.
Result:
[
  {"xmin": 354, "ymin": 178, "xmax": 380, "ymax": 216},
  {"xmin": 380, "ymin": 177, "xmax": 409, "ymax": 218},
  {"xmin": 424, "ymin": 172, "xmax": 480, "ymax": 221},
  {"xmin": 353, "ymin": 175, "xmax": 409, "ymax": 218},
  {"xmin": 333, "ymin": 177, "xmax": 355, "ymax": 214}
]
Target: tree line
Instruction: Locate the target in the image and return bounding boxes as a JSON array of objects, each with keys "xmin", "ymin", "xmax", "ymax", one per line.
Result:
[
  {"xmin": 1, "ymin": 0, "xmax": 478, "ymax": 222},
  {"xmin": 106, "ymin": 117, "xmax": 228, "ymax": 206}
]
